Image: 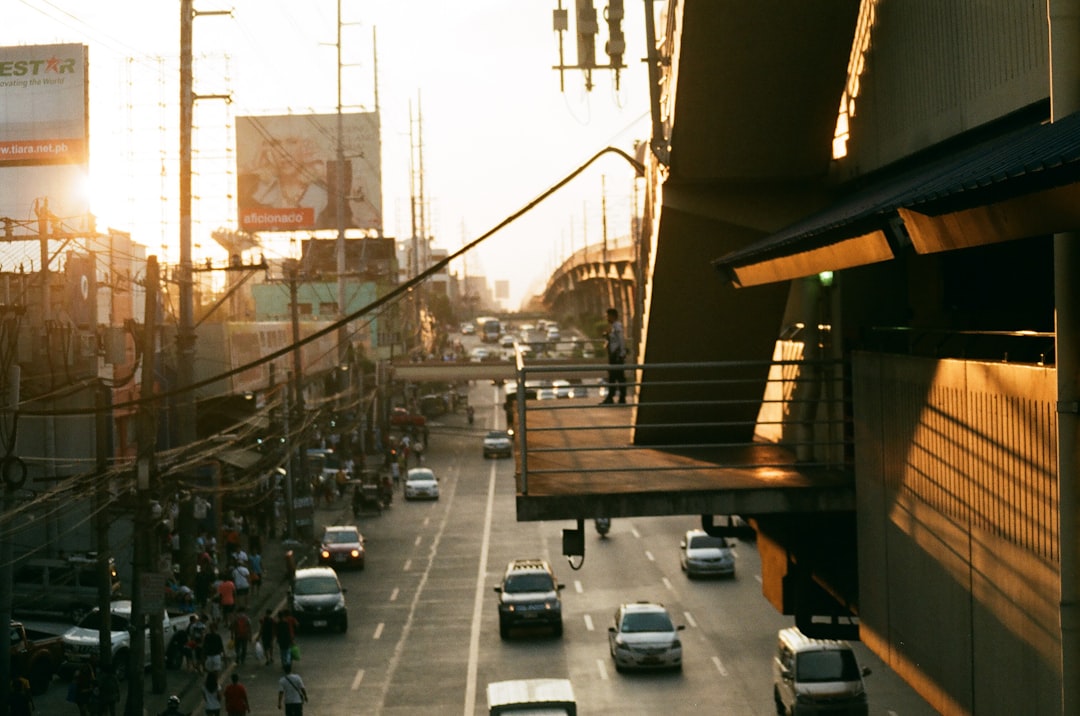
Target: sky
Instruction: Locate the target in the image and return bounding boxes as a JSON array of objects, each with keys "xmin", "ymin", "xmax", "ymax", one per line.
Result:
[{"xmin": 3, "ymin": 0, "xmax": 652, "ymax": 310}]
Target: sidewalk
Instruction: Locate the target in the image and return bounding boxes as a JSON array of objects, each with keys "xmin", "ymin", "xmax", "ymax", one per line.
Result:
[{"xmin": 156, "ymin": 500, "xmax": 352, "ymax": 716}]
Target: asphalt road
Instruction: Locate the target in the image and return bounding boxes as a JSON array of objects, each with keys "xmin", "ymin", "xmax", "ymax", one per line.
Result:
[{"xmin": 31, "ymin": 376, "xmax": 938, "ymax": 715}]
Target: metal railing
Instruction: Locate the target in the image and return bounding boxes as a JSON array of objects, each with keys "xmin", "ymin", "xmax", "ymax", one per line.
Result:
[{"xmin": 512, "ymin": 354, "xmax": 851, "ymax": 495}]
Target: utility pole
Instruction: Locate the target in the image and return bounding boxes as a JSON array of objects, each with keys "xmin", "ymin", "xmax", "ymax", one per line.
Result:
[
  {"xmin": 95, "ymin": 381, "xmax": 113, "ymax": 672},
  {"xmin": 126, "ymin": 256, "xmax": 160, "ymax": 715},
  {"xmin": 0, "ymin": 363, "xmax": 20, "ymax": 716}
]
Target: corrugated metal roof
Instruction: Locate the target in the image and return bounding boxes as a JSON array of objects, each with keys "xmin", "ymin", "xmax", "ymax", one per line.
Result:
[{"xmin": 713, "ymin": 110, "xmax": 1080, "ymax": 278}]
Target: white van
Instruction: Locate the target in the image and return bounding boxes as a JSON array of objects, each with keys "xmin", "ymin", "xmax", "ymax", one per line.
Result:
[
  {"xmin": 487, "ymin": 678, "xmax": 576, "ymax": 716},
  {"xmin": 772, "ymin": 627, "xmax": 870, "ymax": 715}
]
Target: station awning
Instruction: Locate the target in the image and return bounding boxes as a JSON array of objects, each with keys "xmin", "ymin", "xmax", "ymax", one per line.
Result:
[{"xmin": 714, "ymin": 110, "xmax": 1080, "ymax": 287}]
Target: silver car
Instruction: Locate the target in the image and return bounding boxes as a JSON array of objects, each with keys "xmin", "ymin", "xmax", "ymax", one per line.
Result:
[
  {"xmin": 608, "ymin": 602, "xmax": 684, "ymax": 672},
  {"xmin": 679, "ymin": 529, "xmax": 736, "ymax": 578}
]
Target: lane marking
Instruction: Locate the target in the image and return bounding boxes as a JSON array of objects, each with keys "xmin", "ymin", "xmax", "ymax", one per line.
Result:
[
  {"xmin": 464, "ymin": 456, "xmax": 499, "ymax": 715},
  {"xmin": 711, "ymin": 656, "xmax": 728, "ymax": 676},
  {"xmin": 662, "ymin": 576, "xmax": 674, "ymax": 591},
  {"xmin": 373, "ymin": 622, "xmax": 384, "ymax": 640},
  {"xmin": 414, "ymin": 535, "xmax": 422, "ymax": 547},
  {"xmin": 683, "ymin": 611, "xmax": 697, "ymax": 628},
  {"xmin": 583, "ymin": 614, "xmax": 594, "ymax": 631},
  {"xmin": 645, "ymin": 550, "xmax": 655, "ymax": 562},
  {"xmin": 755, "ymin": 574, "xmax": 763, "ymax": 584},
  {"xmin": 403, "ymin": 559, "xmax": 412, "ymax": 572},
  {"xmin": 423, "ymin": 516, "xmax": 431, "ymax": 527},
  {"xmin": 351, "ymin": 668, "xmax": 365, "ymax": 690},
  {"xmin": 574, "ymin": 580, "xmax": 583, "ymax": 594},
  {"xmin": 597, "ymin": 658, "xmax": 609, "ymax": 681},
  {"xmin": 631, "ymin": 527, "xmax": 641, "ymax": 539},
  {"xmin": 389, "ymin": 587, "xmax": 399, "ymax": 602}
]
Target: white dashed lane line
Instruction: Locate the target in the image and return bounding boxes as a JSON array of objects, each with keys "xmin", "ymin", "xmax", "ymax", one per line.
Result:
[
  {"xmin": 373, "ymin": 622, "xmax": 384, "ymax": 640},
  {"xmin": 583, "ymin": 614, "xmax": 594, "ymax": 631},
  {"xmin": 351, "ymin": 669, "xmax": 365, "ymax": 690},
  {"xmin": 711, "ymin": 656, "xmax": 728, "ymax": 676}
]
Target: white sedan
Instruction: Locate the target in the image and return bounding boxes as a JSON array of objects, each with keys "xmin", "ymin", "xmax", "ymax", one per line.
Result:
[{"xmin": 404, "ymin": 468, "xmax": 440, "ymax": 500}]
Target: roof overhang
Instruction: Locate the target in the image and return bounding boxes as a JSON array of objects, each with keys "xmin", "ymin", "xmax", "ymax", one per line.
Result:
[{"xmin": 714, "ymin": 110, "xmax": 1080, "ymax": 287}]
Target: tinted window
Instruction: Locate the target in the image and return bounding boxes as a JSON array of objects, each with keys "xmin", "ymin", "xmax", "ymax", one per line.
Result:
[
  {"xmin": 78, "ymin": 611, "xmax": 129, "ymax": 631},
  {"xmin": 504, "ymin": 574, "xmax": 554, "ymax": 593},
  {"xmin": 688, "ymin": 535, "xmax": 727, "ymax": 549},
  {"xmin": 796, "ymin": 650, "xmax": 861, "ymax": 682},
  {"xmin": 621, "ymin": 611, "xmax": 674, "ymax": 633},
  {"xmin": 324, "ymin": 530, "xmax": 360, "ymax": 544},
  {"xmin": 294, "ymin": 577, "xmax": 340, "ymax": 596}
]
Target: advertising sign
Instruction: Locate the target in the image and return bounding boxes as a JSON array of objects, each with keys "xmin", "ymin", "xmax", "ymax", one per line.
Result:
[
  {"xmin": 0, "ymin": 43, "xmax": 89, "ymax": 234},
  {"xmin": 236, "ymin": 113, "xmax": 382, "ymax": 233}
]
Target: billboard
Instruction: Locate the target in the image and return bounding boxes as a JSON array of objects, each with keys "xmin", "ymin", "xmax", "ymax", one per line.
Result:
[
  {"xmin": 236, "ymin": 113, "xmax": 382, "ymax": 233},
  {"xmin": 0, "ymin": 44, "xmax": 90, "ymax": 235}
]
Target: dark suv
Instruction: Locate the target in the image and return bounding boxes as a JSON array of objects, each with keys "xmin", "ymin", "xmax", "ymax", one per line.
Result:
[{"xmin": 493, "ymin": 559, "xmax": 564, "ymax": 639}]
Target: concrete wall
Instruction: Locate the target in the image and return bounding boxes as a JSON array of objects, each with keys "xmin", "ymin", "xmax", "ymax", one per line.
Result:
[{"xmin": 853, "ymin": 353, "xmax": 1059, "ymax": 715}]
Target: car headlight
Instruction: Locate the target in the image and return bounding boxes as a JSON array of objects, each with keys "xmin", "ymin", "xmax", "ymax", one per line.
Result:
[
  {"xmin": 350, "ymin": 549, "xmax": 360, "ymax": 558},
  {"xmin": 292, "ymin": 602, "xmax": 304, "ymax": 612},
  {"xmin": 334, "ymin": 597, "xmax": 346, "ymax": 611},
  {"xmin": 320, "ymin": 549, "xmax": 330, "ymax": 559}
]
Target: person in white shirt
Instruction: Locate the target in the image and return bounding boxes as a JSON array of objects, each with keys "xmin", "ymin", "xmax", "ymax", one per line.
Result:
[{"xmin": 277, "ymin": 663, "xmax": 309, "ymax": 715}]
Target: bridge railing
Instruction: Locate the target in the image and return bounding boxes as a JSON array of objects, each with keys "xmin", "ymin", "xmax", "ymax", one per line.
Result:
[{"xmin": 512, "ymin": 354, "xmax": 851, "ymax": 495}]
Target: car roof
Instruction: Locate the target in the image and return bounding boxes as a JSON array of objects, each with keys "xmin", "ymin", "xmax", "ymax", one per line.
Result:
[
  {"xmin": 506, "ymin": 558, "xmax": 552, "ymax": 574},
  {"xmin": 407, "ymin": 468, "xmax": 436, "ymax": 478},
  {"xmin": 324, "ymin": 525, "xmax": 360, "ymax": 535},
  {"xmin": 621, "ymin": 601, "xmax": 669, "ymax": 615},
  {"xmin": 294, "ymin": 566, "xmax": 339, "ymax": 579},
  {"xmin": 778, "ymin": 626, "xmax": 854, "ymax": 653}
]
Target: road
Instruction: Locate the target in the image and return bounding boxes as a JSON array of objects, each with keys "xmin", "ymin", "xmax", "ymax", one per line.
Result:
[{"xmin": 218, "ymin": 380, "xmax": 936, "ymax": 716}]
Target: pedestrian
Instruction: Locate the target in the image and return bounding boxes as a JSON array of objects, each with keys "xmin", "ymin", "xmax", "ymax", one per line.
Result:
[
  {"xmin": 275, "ymin": 609, "xmax": 298, "ymax": 667},
  {"xmin": 157, "ymin": 694, "xmax": 188, "ymax": 716},
  {"xmin": 248, "ymin": 550, "xmax": 263, "ymax": 596},
  {"xmin": 202, "ymin": 622, "xmax": 225, "ymax": 675},
  {"xmin": 231, "ymin": 560, "xmax": 250, "ymax": 609},
  {"xmin": 223, "ymin": 673, "xmax": 250, "ymax": 716},
  {"xmin": 9, "ymin": 676, "xmax": 33, "ymax": 716},
  {"xmin": 230, "ymin": 606, "xmax": 252, "ymax": 666},
  {"xmin": 600, "ymin": 307, "xmax": 628, "ymax": 405},
  {"xmin": 202, "ymin": 672, "xmax": 222, "ymax": 716},
  {"xmin": 277, "ymin": 663, "xmax": 309, "ymax": 716},
  {"xmin": 73, "ymin": 662, "xmax": 96, "ymax": 716},
  {"xmin": 259, "ymin": 609, "xmax": 276, "ymax": 665},
  {"xmin": 95, "ymin": 662, "xmax": 120, "ymax": 716},
  {"xmin": 216, "ymin": 572, "xmax": 237, "ymax": 621}
]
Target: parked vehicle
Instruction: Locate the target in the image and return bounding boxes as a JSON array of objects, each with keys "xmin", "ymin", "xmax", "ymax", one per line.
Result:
[
  {"xmin": 10, "ymin": 620, "xmax": 65, "ymax": 695},
  {"xmin": 390, "ymin": 407, "xmax": 426, "ymax": 429},
  {"xmin": 493, "ymin": 559, "xmax": 564, "ymax": 639},
  {"xmin": 679, "ymin": 528, "xmax": 736, "ymax": 578},
  {"xmin": 607, "ymin": 601, "xmax": 684, "ymax": 672},
  {"xmin": 291, "ymin": 566, "xmax": 348, "ymax": 633},
  {"xmin": 61, "ymin": 601, "xmax": 190, "ymax": 681},
  {"xmin": 773, "ymin": 627, "xmax": 871, "ymax": 716},
  {"xmin": 12, "ymin": 554, "xmax": 120, "ymax": 624},
  {"xmin": 487, "ymin": 678, "xmax": 576, "ymax": 715}
]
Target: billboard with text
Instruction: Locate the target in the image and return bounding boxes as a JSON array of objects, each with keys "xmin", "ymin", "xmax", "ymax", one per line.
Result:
[
  {"xmin": 236, "ymin": 113, "xmax": 382, "ymax": 233},
  {"xmin": 0, "ymin": 43, "xmax": 90, "ymax": 235}
]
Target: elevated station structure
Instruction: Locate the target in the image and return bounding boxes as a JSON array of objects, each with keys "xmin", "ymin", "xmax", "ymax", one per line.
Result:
[{"xmin": 530, "ymin": 2, "xmax": 1080, "ymax": 714}]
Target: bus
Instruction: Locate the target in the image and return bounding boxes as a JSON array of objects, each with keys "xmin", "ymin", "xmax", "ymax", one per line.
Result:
[{"xmin": 480, "ymin": 317, "xmax": 501, "ymax": 343}]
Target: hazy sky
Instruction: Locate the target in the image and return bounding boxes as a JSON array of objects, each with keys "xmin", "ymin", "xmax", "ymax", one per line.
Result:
[{"xmin": 3, "ymin": 0, "xmax": 651, "ymax": 309}]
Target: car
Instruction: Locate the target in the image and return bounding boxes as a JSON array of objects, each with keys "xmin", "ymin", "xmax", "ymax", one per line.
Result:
[
  {"xmin": 499, "ymin": 333, "xmax": 516, "ymax": 348},
  {"xmin": 546, "ymin": 327, "xmax": 561, "ymax": 342},
  {"xmin": 318, "ymin": 525, "xmax": 365, "ymax": 569},
  {"xmin": 460, "ymin": 322, "xmax": 476, "ymax": 335},
  {"xmin": 493, "ymin": 559, "xmax": 564, "ymax": 639},
  {"xmin": 607, "ymin": 602, "xmax": 684, "ymax": 672},
  {"xmin": 469, "ymin": 346, "xmax": 491, "ymax": 362},
  {"xmin": 404, "ymin": 467, "xmax": 440, "ymax": 500},
  {"xmin": 773, "ymin": 627, "xmax": 870, "ymax": 716},
  {"xmin": 483, "ymin": 430, "xmax": 513, "ymax": 459},
  {"xmin": 290, "ymin": 567, "xmax": 348, "ymax": 633},
  {"xmin": 551, "ymin": 379, "xmax": 572, "ymax": 399},
  {"xmin": 679, "ymin": 529, "xmax": 736, "ymax": 578}
]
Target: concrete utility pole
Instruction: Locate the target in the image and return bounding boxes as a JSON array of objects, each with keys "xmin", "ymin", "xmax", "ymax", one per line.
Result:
[
  {"xmin": 0, "ymin": 363, "xmax": 20, "ymax": 716},
  {"xmin": 126, "ymin": 256, "xmax": 160, "ymax": 715}
]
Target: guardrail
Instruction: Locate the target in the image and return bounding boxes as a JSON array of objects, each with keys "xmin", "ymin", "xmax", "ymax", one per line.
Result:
[{"xmin": 511, "ymin": 354, "xmax": 851, "ymax": 496}]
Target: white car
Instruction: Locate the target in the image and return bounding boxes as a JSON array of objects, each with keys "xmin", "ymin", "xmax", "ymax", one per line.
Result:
[
  {"xmin": 469, "ymin": 346, "xmax": 491, "ymax": 362},
  {"xmin": 679, "ymin": 529, "xmax": 736, "ymax": 578},
  {"xmin": 608, "ymin": 602, "xmax": 685, "ymax": 672},
  {"xmin": 404, "ymin": 467, "xmax": 440, "ymax": 500},
  {"xmin": 483, "ymin": 430, "xmax": 513, "ymax": 458}
]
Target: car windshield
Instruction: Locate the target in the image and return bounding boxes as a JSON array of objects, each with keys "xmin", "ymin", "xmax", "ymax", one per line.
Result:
[
  {"xmin": 688, "ymin": 535, "xmax": 727, "ymax": 549},
  {"xmin": 504, "ymin": 574, "xmax": 554, "ymax": 593},
  {"xmin": 79, "ymin": 611, "xmax": 129, "ymax": 631},
  {"xmin": 620, "ymin": 611, "xmax": 674, "ymax": 633},
  {"xmin": 324, "ymin": 530, "xmax": 359, "ymax": 544},
  {"xmin": 294, "ymin": 577, "xmax": 340, "ymax": 596},
  {"xmin": 486, "ymin": 432, "xmax": 507, "ymax": 440},
  {"xmin": 796, "ymin": 650, "xmax": 862, "ymax": 682}
]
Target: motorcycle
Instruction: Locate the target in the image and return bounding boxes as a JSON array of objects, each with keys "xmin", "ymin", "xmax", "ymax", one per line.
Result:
[{"xmin": 594, "ymin": 517, "xmax": 611, "ymax": 537}]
